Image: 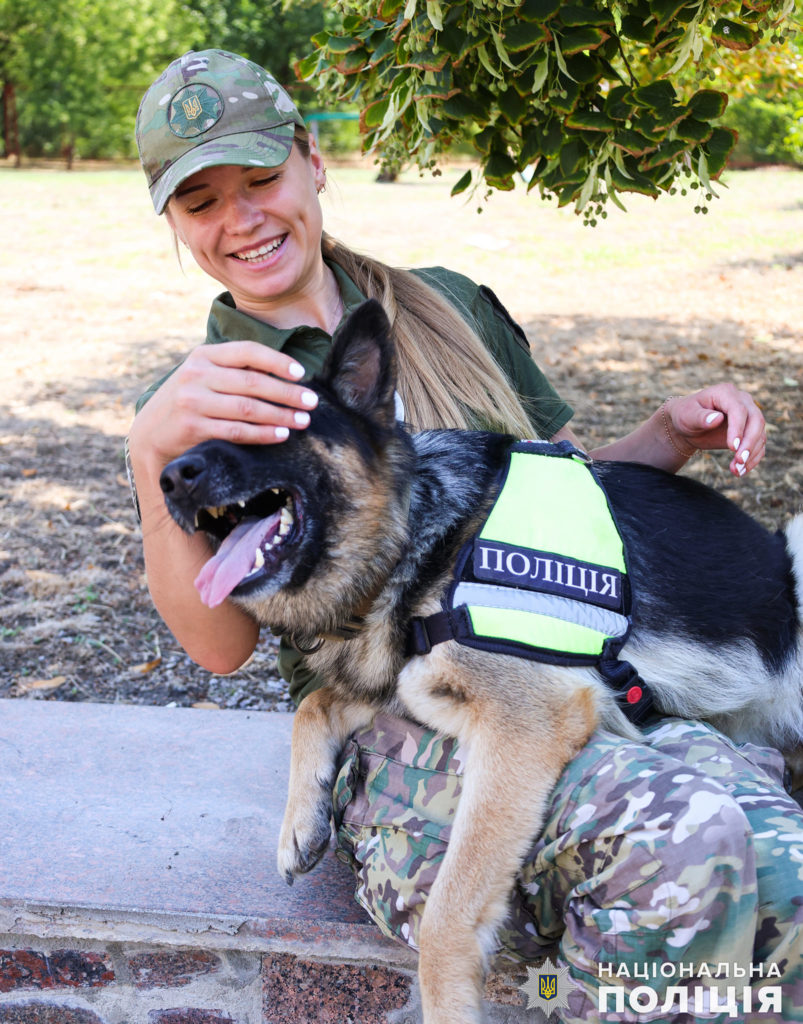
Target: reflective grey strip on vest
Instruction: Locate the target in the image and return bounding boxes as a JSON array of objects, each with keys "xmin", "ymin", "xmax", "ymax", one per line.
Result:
[{"xmin": 452, "ymin": 582, "xmax": 630, "ymax": 641}]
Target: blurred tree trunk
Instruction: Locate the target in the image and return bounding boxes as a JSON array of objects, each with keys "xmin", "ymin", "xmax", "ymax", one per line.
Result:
[{"xmin": 2, "ymin": 81, "xmax": 20, "ymax": 164}]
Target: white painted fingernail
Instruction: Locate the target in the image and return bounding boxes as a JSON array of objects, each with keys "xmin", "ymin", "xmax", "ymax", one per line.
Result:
[
  {"xmin": 288, "ymin": 362, "xmax": 305, "ymax": 379},
  {"xmin": 736, "ymin": 463, "xmax": 746, "ymax": 476},
  {"xmin": 732, "ymin": 437, "xmax": 741, "ymax": 450},
  {"xmin": 705, "ymin": 412, "xmax": 719, "ymax": 424},
  {"xmin": 294, "ymin": 411, "xmax": 310, "ymax": 427},
  {"xmin": 739, "ymin": 449, "xmax": 750, "ymax": 464},
  {"xmin": 301, "ymin": 390, "xmax": 318, "ymax": 408},
  {"xmin": 275, "ymin": 427, "xmax": 290, "ymax": 439}
]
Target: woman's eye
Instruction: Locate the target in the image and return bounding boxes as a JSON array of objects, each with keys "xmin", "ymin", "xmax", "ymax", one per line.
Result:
[
  {"xmin": 186, "ymin": 198, "xmax": 214, "ymax": 215},
  {"xmin": 252, "ymin": 173, "xmax": 280, "ymax": 188}
]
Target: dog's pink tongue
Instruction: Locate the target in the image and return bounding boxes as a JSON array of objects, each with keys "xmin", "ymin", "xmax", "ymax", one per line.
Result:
[{"xmin": 195, "ymin": 514, "xmax": 279, "ymax": 608}]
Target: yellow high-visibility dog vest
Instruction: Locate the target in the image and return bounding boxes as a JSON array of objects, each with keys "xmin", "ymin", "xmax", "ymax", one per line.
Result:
[{"xmin": 408, "ymin": 441, "xmax": 653, "ymax": 723}]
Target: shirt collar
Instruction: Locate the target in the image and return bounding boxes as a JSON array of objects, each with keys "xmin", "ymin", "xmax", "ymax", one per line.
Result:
[{"xmin": 205, "ymin": 260, "xmax": 366, "ymax": 350}]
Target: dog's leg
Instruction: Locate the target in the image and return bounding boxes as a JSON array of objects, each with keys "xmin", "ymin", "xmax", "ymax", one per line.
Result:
[
  {"xmin": 399, "ymin": 649, "xmax": 598, "ymax": 1024},
  {"xmin": 277, "ymin": 686, "xmax": 375, "ymax": 884}
]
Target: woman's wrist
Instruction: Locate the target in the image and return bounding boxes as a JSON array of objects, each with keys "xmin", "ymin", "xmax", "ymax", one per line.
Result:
[{"xmin": 660, "ymin": 397, "xmax": 697, "ymax": 462}]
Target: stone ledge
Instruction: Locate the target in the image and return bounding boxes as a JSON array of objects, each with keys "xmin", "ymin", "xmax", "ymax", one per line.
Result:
[{"xmin": 0, "ymin": 700, "xmax": 533, "ymax": 1022}]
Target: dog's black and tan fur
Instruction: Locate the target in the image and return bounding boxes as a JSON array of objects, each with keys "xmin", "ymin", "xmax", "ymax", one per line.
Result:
[{"xmin": 160, "ymin": 300, "xmax": 803, "ymax": 1024}]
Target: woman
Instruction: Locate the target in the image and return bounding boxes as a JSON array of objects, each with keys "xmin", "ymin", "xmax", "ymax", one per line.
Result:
[{"xmin": 130, "ymin": 50, "xmax": 802, "ymax": 1021}]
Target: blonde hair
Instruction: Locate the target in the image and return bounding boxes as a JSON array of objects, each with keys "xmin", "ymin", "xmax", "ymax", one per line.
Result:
[{"xmin": 321, "ymin": 235, "xmax": 535, "ymax": 436}]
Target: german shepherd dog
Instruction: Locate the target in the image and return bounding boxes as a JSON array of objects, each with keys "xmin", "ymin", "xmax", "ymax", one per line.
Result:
[{"xmin": 160, "ymin": 300, "xmax": 803, "ymax": 1024}]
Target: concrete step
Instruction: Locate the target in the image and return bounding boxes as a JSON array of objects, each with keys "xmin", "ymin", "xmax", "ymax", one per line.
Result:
[{"xmin": 0, "ymin": 699, "xmax": 534, "ymax": 1023}]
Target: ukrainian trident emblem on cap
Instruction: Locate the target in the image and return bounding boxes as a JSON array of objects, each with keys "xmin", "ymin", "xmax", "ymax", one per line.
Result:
[{"xmin": 168, "ymin": 84, "xmax": 224, "ymax": 138}]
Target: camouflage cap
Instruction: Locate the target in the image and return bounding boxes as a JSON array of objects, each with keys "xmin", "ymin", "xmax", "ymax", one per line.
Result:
[{"xmin": 136, "ymin": 49, "xmax": 306, "ymax": 214}]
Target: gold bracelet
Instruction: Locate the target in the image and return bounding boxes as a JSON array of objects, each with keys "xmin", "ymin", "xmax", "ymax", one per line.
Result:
[{"xmin": 661, "ymin": 398, "xmax": 697, "ymax": 460}]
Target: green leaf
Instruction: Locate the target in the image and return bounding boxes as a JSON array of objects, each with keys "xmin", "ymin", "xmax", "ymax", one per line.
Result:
[
  {"xmin": 558, "ymin": 26, "xmax": 609, "ymax": 55},
  {"xmin": 638, "ymin": 138, "xmax": 688, "ymax": 170},
  {"xmin": 632, "ymin": 80, "xmax": 678, "ymax": 111},
  {"xmin": 451, "ymin": 169, "xmax": 472, "ymax": 196},
  {"xmin": 326, "ymin": 35, "xmax": 362, "ymax": 54},
  {"xmin": 441, "ymin": 91, "xmax": 491, "ymax": 122},
  {"xmin": 612, "ymin": 128, "xmax": 657, "ymax": 156},
  {"xmin": 498, "ymin": 87, "xmax": 529, "ymax": 124},
  {"xmin": 652, "ymin": 26, "xmax": 686, "ymax": 51},
  {"xmin": 335, "ymin": 48, "xmax": 370, "ymax": 74},
  {"xmin": 608, "ymin": 160, "xmax": 660, "ymax": 197},
  {"xmin": 474, "ymin": 125, "xmax": 499, "ymax": 154},
  {"xmin": 426, "ymin": 0, "xmax": 444, "ymax": 30},
  {"xmin": 649, "ymin": 0, "xmax": 691, "ymax": 31},
  {"xmin": 559, "ymin": 4, "xmax": 615, "ymax": 26},
  {"xmin": 295, "ymin": 52, "xmax": 321, "ymax": 80},
  {"xmin": 686, "ymin": 89, "xmax": 728, "ymax": 121},
  {"xmin": 711, "ymin": 17, "xmax": 759, "ymax": 51},
  {"xmin": 541, "ymin": 118, "xmax": 563, "ymax": 157},
  {"xmin": 502, "ymin": 20, "xmax": 550, "ymax": 51},
  {"xmin": 604, "ymin": 85, "xmax": 633, "ymax": 121},
  {"xmin": 361, "ymin": 96, "xmax": 392, "ymax": 129},
  {"xmin": 369, "ymin": 34, "xmax": 398, "ymax": 66},
  {"xmin": 620, "ymin": 13, "xmax": 658, "ymax": 43},
  {"xmin": 563, "ymin": 52, "xmax": 599, "ymax": 83},
  {"xmin": 518, "ymin": 0, "xmax": 562, "ymax": 22},
  {"xmin": 674, "ymin": 115, "xmax": 712, "ymax": 144},
  {"xmin": 519, "ymin": 124, "xmax": 544, "ymax": 164},
  {"xmin": 704, "ymin": 126, "xmax": 738, "ymax": 176},
  {"xmin": 559, "ymin": 136, "xmax": 587, "ymax": 174},
  {"xmin": 565, "ymin": 109, "xmax": 616, "ymax": 132},
  {"xmin": 484, "ymin": 149, "xmax": 517, "ymax": 189},
  {"xmin": 649, "ymin": 104, "xmax": 689, "ymax": 132},
  {"xmin": 551, "ymin": 77, "xmax": 581, "ymax": 115}
]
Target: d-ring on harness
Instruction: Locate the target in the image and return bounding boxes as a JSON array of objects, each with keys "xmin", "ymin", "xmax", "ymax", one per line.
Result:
[{"xmin": 407, "ymin": 440, "xmax": 654, "ymax": 726}]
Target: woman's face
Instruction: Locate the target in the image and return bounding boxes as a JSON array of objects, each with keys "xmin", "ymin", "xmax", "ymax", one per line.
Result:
[{"xmin": 165, "ymin": 140, "xmax": 326, "ymax": 318}]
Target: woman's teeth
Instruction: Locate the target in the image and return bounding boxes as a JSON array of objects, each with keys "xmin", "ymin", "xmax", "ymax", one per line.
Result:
[{"xmin": 233, "ymin": 237, "xmax": 284, "ymax": 262}]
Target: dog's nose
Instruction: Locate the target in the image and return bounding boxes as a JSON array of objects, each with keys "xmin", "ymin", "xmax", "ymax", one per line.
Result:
[{"xmin": 160, "ymin": 452, "xmax": 208, "ymax": 497}]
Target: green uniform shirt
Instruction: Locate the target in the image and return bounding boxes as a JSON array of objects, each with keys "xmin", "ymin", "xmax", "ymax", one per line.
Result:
[{"xmin": 136, "ymin": 262, "xmax": 574, "ymax": 702}]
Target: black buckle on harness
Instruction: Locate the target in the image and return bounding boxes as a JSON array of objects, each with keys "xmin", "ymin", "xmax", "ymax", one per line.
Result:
[{"xmin": 407, "ymin": 611, "xmax": 460, "ymax": 658}]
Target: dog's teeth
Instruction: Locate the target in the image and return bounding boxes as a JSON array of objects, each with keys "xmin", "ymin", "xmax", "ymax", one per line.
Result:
[
  {"xmin": 279, "ymin": 507, "xmax": 294, "ymax": 536},
  {"xmin": 194, "ymin": 512, "xmax": 200, "ymax": 528},
  {"xmin": 237, "ymin": 500, "xmax": 246, "ymax": 508},
  {"xmin": 253, "ymin": 548, "xmax": 265, "ymax": 570},
  {"xmin": 270, "ymin": 488, "xmax": 280, "ymax": 494}
]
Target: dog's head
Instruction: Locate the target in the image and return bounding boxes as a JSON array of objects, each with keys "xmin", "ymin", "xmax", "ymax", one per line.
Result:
[{"xmin": 160, "ymin": 299, "xmax": 414, "ymax": 635}]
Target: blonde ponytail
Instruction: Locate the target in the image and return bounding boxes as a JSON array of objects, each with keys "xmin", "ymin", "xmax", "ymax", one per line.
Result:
[{"xmin": 321, "ymin": 234, "xmax": 536, "ymax": 438}]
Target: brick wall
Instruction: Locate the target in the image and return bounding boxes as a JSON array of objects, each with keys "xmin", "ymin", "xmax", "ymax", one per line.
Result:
[{"xmin": 0, "ymin": 941, "xmax": 530, "ymax": 1023}]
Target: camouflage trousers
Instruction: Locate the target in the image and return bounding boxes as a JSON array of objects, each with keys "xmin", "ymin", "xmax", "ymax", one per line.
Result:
[{"xmin": 333, "ymin": 715, "xmax": 803, "ymax": 1022}]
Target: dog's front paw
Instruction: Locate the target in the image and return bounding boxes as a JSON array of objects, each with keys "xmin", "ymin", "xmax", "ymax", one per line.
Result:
[{"xmin": 277, "ymin": 792, "xmax": 333, "ymax": 885}]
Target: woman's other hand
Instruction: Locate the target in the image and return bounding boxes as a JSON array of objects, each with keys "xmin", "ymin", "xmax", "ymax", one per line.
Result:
[{"xmin": 665, "ymin": 385, "xmax": 766, "ymax": 477}]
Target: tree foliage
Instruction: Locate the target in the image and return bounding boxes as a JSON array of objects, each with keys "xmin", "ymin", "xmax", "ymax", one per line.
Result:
[
  {"xmin": 0, "ymin": 0, "xmax": 331, "ymax": 162},
  {"xmin": 298, "ymin": 0, "xmax": 801, "ymax": 218},
  {"xmin": 1, "ymin": 0, "xmax": 201, "ymax": 160}
]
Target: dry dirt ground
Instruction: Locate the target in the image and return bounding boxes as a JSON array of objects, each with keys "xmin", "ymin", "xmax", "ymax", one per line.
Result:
[{"xmin": 1, "ymin": 161, "xmax": 802, "ymax": 711}]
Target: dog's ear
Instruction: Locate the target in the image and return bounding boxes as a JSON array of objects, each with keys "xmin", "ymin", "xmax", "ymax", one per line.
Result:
[{"xmin": 324, "ymin": 299, "xmax": 397, "ymax": 423}]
